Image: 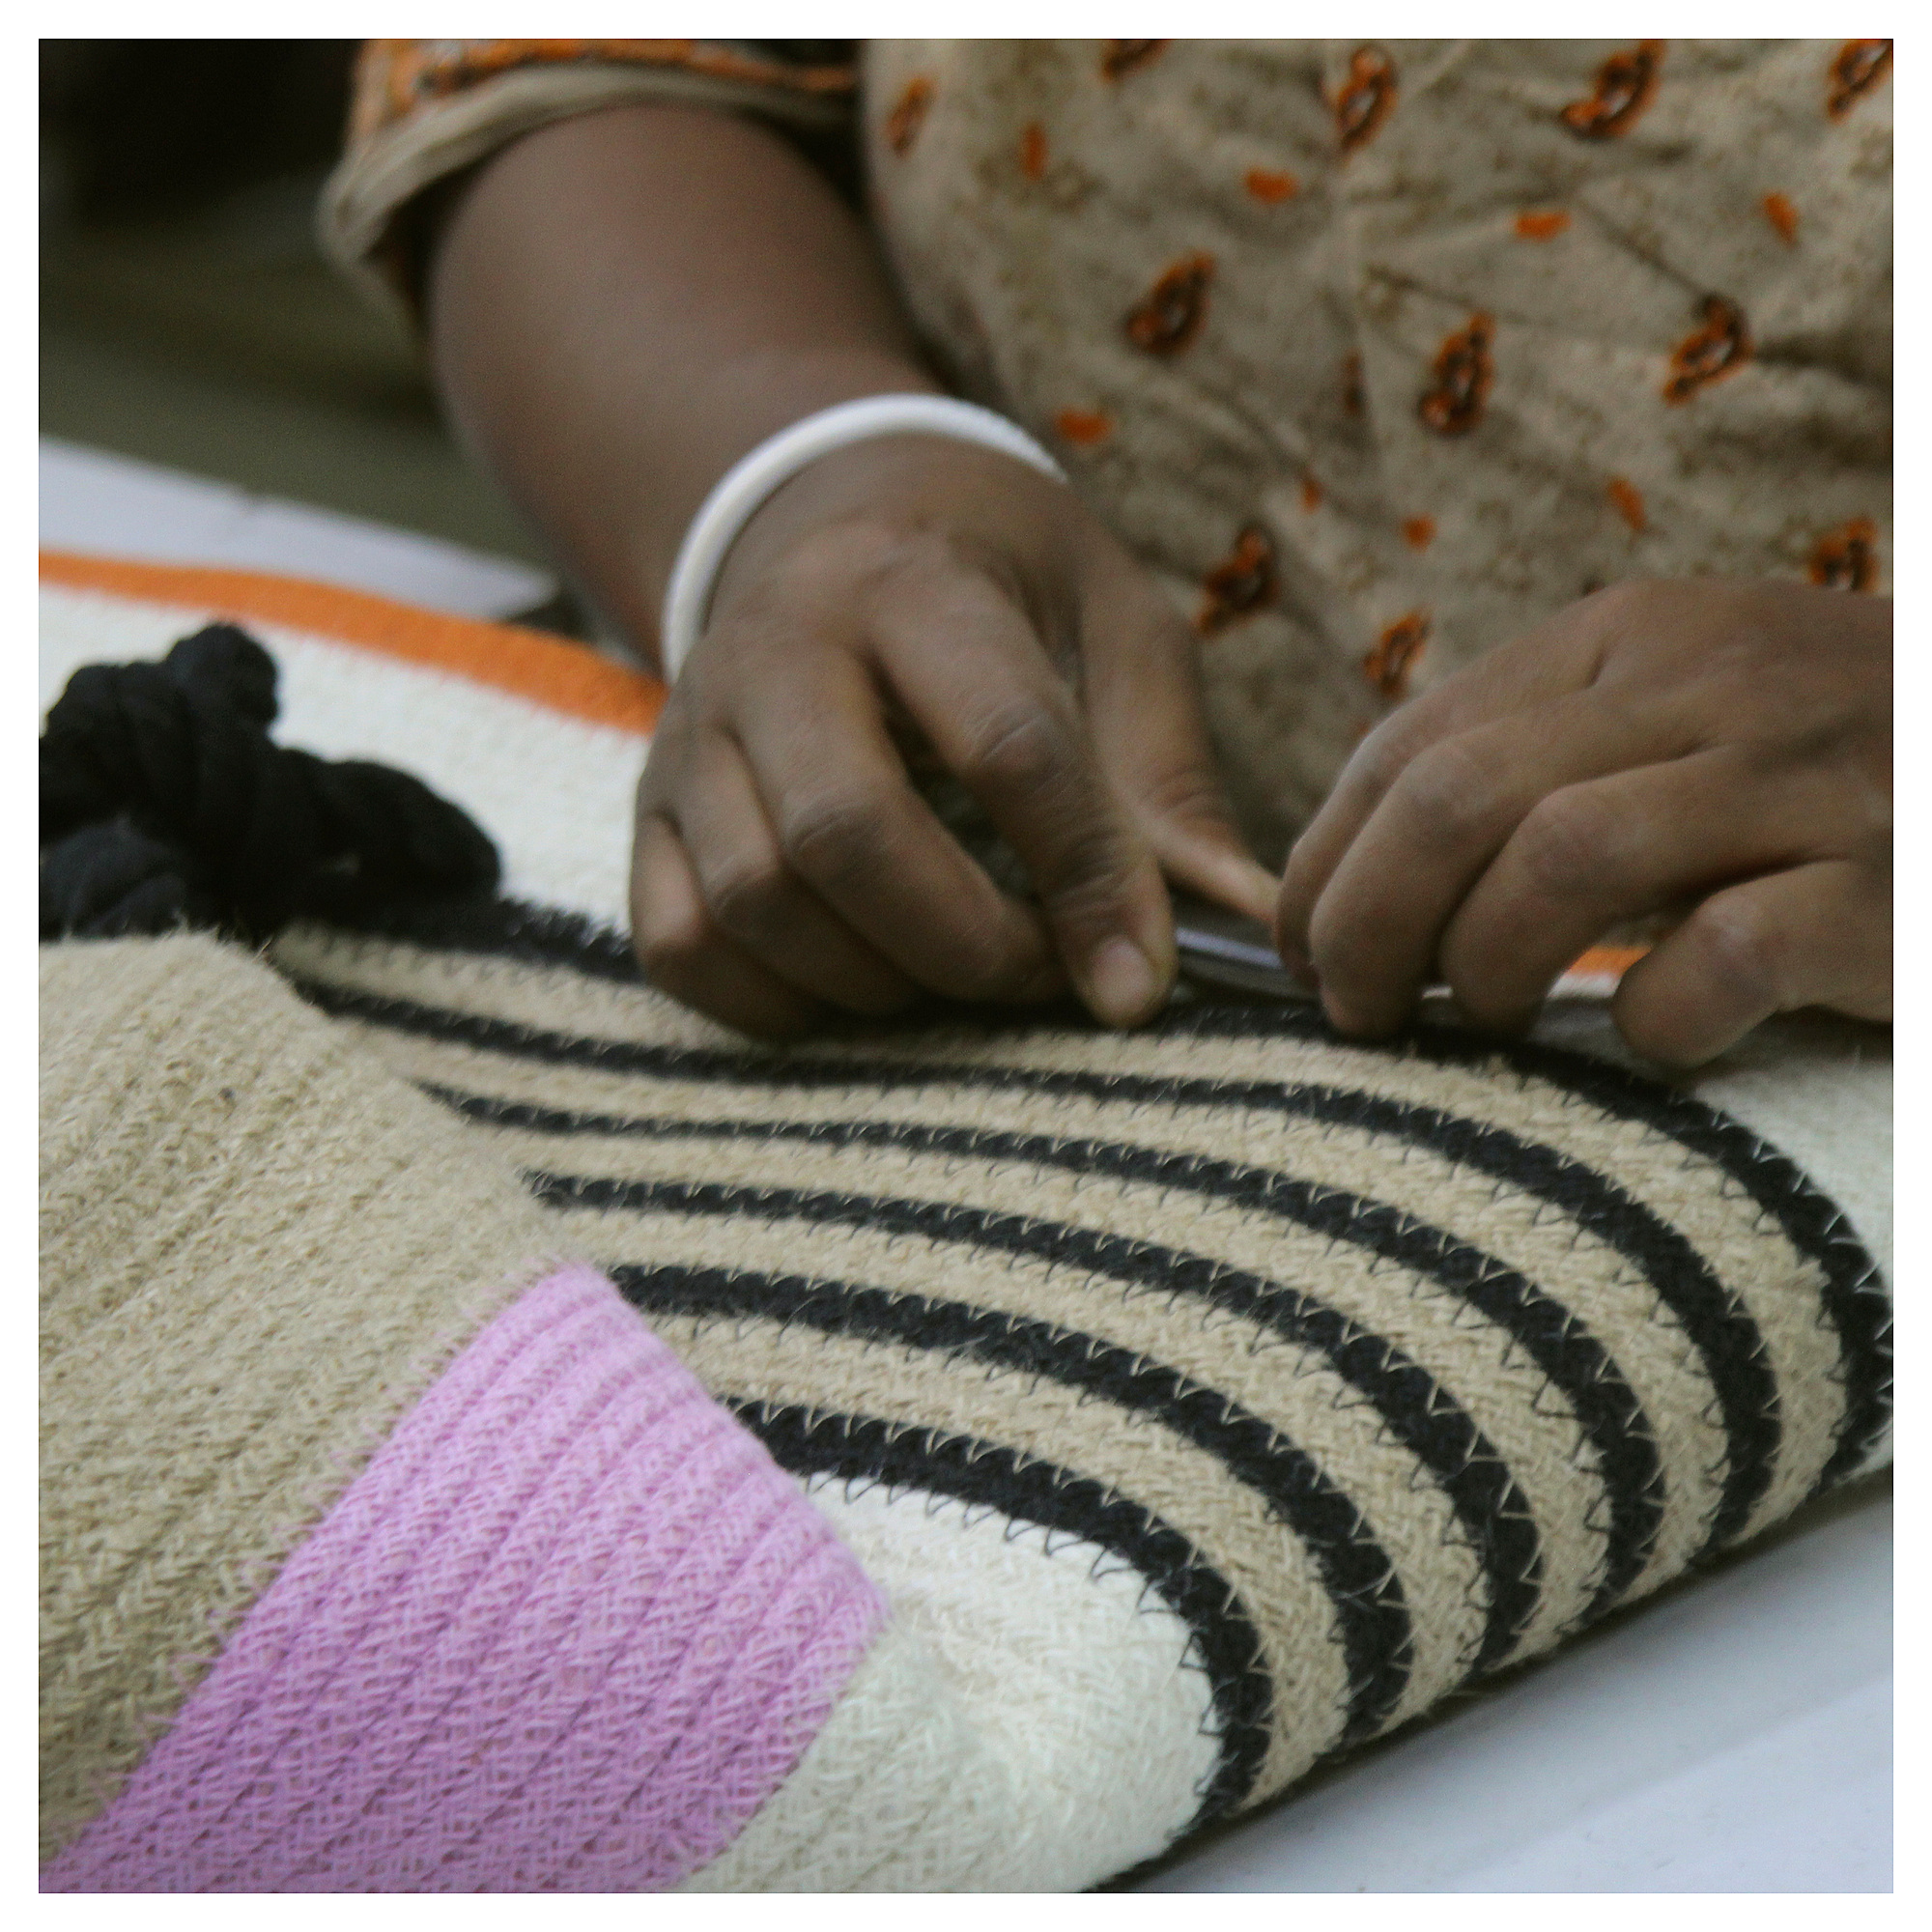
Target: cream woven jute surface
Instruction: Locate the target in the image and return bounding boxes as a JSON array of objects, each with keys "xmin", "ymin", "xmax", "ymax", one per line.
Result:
[
  {"xmin": 41, "ymin": 569, "xmax": 1893, "ymax": 1888},
  {"xmin": 271, "ymin": 899, "xmax": 1892, "ymax": 1827}
]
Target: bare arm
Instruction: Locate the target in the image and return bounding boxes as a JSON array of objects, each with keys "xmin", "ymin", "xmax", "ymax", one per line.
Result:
[{"xmin": 426, "ymin": 100, "xmax": 940, "ymax": 667}]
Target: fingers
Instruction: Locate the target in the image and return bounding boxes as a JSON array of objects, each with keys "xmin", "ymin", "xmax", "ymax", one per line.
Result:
[
  {"xmin": 1268, "ymin": 578, "xmax": 1889, "ymax": 1061},
  {"xmin": 872, "ymin": 564, "xmax": 1177, "ymax": 1026},
  {"xmin": 1275, "ymin": 615, "xmax": 1606, "ymax": 977},
  {"xmin": 1083, "ymin": 565, "xmax": 1278, "ymax": 926},
  {"xmin": 724, "ymin": 630, "xmax": 1063, "ymax": 1003},
  {"xmin": 1611, "ymin": 860, "xmax": 1890, "ymax": 1066},
  {"xmin": 671, "ymin": 725, "xmax": 919, "ymax": 1014},
  {"xmin": 1435, "ymin": 745, "xmax": 1875, "ymax": 1033},
  {"xmin": 642, "ymin": 497, "xmax": 1258, "ymax": 1035},
  {"xmin": 1285, "ymin": 691, "xmax": 1658, "ymax": 1034},
  {"xmin": 629, "ymin": 810, "xmax": 827, "ymax": 1038}
]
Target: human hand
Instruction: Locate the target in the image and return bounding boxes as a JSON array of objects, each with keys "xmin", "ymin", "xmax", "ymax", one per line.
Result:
[
  {"xmin": 632, "ymin": 432, "xmax": 1277, "ymax": 1037},
  {"xmin": 1274, "ymin": 579, "xmax": 1891, "ymax": 1066}
]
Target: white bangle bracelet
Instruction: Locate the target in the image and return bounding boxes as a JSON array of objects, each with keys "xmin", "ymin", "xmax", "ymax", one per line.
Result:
[{"xmin": 658, "ymin": 393, "xmax": 1067, "ymax": 682}]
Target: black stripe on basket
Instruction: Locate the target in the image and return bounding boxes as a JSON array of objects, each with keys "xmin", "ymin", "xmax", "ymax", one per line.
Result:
[
  {"xmin": 1501, "ymin": 1043, "xmax": 1889, "ymax": 1492},
  {"xmin": 1163, "ymin": 1003, "xmax": 1890, "ymax": 1494},
  {"xmin": 719, "ymin": 1394, "xmax": 1272, "ymax": 1825},
  {"xmin": 531, "ymin": 1168, "xmax": 1545, "ymax": 1674},
  {"xmin": 289, "ymin": 974, "xmax": 1776, "ymax": 1561},
  {"xmin": 620, "ymin": 1259, "xmax": 1413, "ymax": 1749},
  {"xmin": 447, "ymin": 1086, "xmax": 1660, "ymax": 1621},
  {"xmin": 289, "ymin": 902, "xmax": 1885, "ymax": 1489}
]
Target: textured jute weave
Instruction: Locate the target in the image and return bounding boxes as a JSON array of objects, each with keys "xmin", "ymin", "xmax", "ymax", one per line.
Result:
[
  {"xmin": 41, "ymin": 573, "xmax": 1892, "ymax": 1888},
  {"xmin": 39, "ymin": 937, "xmax": 564, "ymax": 1861},
  {"xmin": 270, "ymin": 905, "xmax": 1891, "ymax": 1828}
]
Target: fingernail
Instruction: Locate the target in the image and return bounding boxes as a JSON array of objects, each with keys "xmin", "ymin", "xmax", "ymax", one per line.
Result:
[
  {"xmin": 1087, "ymin": 936, "xmax": 1163, "ymax": 1027},
  {"xmin": 1277, "ymin": 943, "xmax": 1318, "ymax": 989},
  {"xmin": 1179, "ymin": 844, "xmax": 1278, "ymax": 925}
]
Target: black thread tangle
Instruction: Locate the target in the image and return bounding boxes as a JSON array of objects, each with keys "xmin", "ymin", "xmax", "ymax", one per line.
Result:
[{"xmin": 40, "ymin": 623, "xmax": 499, "ymax": 942}]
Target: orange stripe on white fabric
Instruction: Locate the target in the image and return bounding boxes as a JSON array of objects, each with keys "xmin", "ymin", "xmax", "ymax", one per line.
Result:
[{"xmin": 39, "ymin": 550, "xmax": 665, "ymax": 735}]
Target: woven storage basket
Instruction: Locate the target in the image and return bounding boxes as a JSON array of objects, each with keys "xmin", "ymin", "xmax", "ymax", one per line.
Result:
[{"xmin": 40, "ymin": 561, "xmax": 1891, "ymax": 1890}]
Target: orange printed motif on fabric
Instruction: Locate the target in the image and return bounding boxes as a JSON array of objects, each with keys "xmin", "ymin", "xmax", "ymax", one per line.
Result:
[
  {"xmin": 1808, "ymin": 518, "xmax": 1880, "ymax": 592},
  {"xmin": 1418, "ymin": 315, "xmax": 1493, "ymax": 436},
  {"xmin": 1054, "ymin": 408, "xmax": 1113, "ymax": 448},
  {"xmin": 1125, "ymin": 253, "xmax": 1215, "ymax": 357},
  {"xmin": 1019, "ymin": 123, "xmax": 1048, "ymax": 181},
  {"xmin": 1300, "ymin": 475, "xmax": 1323, "ymax": 512},
  {"xmin": 1606, "ymin": 477, "xmax": 1647, "ymax": 532},
  {"xmin": 1196, "ymin": 526, "xmax": 1278, "ymax": 635},
  {"xmin": 1828, "ymin": 40, "xmax": 1892, "ymax": 119},
  {"xmin": 1364, "ymin": 611, "xmax": 1429, "ymax": 701},
  {"xmin": 1515, "ymin": 209, "xmax": 1570, "ymax": 242},
  {"xmin": 1559, "ymin": 42, "xmax": 1663, "ymax": 139},
  {"xmin": 1402, "ymin": 516, "xmax": 1436, "ymax": 552},
  {"xmin": 1245, "ymin": 169, "xmax": 1299, "ymax": 204},
  {"xmin": 1663, "ymin": 296, "xmax": 1750, "ymax": 404},
  {"xmin": 1333, "ymin": 47, "xmax": 1398, "ymax": 156},
  {"xmin": 1762, "ymin": 193, "xmax": 1800, "ymax": 243},
  {"xmin": 886, "ymin": 75, "xmax": 935, "ymax": 156},
  {"xmin": 1101, "ymin": 41, "xmax": 1169, "ymax": 81},
  {"xmin": 1341, "ymin": 353, "xmax": 1366, "ymax": 418}
]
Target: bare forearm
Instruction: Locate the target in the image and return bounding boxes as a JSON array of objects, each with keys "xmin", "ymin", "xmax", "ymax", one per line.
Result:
[{"xmin": 425, "ymin": 101, "xmax": 937, "ymax": 665}]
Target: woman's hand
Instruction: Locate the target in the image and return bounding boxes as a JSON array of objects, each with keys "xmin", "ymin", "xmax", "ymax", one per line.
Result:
[
  {"xmin": 1274, "ymin": 579, "xmax": 1891, "ymax": 1066},
  {"xmin": 633, "ymin": 432, "xmax": 1277, "ymax": 1037},
  {"xmin": 423, "ymin": 104, "xmax": 1268, "ymax": 1038}
]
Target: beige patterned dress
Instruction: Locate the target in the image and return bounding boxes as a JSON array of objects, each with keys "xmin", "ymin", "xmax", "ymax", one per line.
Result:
[{"xmin": 326, "ymin": 37, "xmax": 1892, "ymax": 863}]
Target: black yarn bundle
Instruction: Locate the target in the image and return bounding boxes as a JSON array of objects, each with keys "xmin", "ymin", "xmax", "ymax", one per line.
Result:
[{"xmin": 41, "ymin": 623, "xmax": 500, "ymax": 941}]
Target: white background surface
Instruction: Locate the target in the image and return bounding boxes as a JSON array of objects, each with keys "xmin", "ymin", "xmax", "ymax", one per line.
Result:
[
  {"xmin": 40, "ymin": 436, "xmax": 554, "ymax": 620},
  {"xmin": 40, "ymin": 440, "xmax": 1894, "ymax": 1895}
]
